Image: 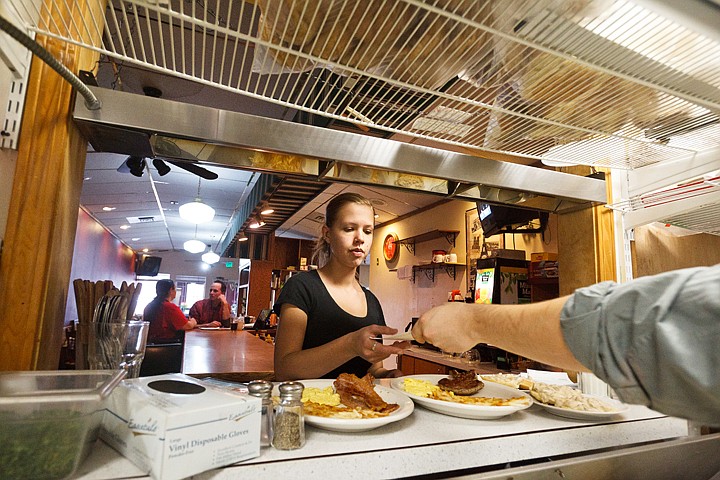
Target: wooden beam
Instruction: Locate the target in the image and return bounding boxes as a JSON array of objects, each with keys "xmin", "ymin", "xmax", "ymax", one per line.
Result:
[{"xmin": 0, "ymin": 1, "xmax": 106, "ymax": 370}]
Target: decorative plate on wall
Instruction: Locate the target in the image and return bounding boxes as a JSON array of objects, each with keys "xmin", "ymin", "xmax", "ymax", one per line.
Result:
[{"xmin": 383, "ymin": 233, "xmax": 399, "ymax": 262}]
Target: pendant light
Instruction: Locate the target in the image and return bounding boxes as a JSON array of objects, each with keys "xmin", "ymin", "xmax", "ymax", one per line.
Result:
[
  {"xmin": 184, "ymin": 239, "xmax": 206, "ymax": 254},
  {"xmin": 202, "ymin": 245, "xmax": 220, "ymax": 264},
  {"xmin": 183, "ymin": 225, "xmax": 206, "ymax": 253},
  {"xmin": 179, "ymin": 178, "xmax": 215, "ymax": 224}
]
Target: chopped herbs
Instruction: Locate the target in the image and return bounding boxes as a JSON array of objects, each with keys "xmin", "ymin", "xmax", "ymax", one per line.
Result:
[{"xmin": 0, "ymin": 409, "xmax": 99, "ymax": 479}]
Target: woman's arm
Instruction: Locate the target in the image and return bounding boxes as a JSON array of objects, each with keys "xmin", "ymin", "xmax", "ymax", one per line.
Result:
[
  {"xmin": 412, "ymin": 297, "xmax": 589, "ymax": 372},
  {"xmin": 273, "ymin": 304, "xmax": 408, "ymax": 381}
]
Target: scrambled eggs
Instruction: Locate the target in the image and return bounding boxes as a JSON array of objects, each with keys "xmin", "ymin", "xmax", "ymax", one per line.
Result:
[
  {"xmin": 302, "ymin": 386, "xmax": 341, "ymax": 406},
  {"xmin": 403, "ymin": 378, "xmax": 439, "ymax": 397}
]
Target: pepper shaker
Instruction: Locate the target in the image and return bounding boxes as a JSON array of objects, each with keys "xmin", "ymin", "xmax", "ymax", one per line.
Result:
[
  {"xmin": 247, "ymin": 380, "xmax": 274, "ymax": 447},
  {"xmin": 271, "ymin": 381, "xmax": 305, "ymax": 450}
]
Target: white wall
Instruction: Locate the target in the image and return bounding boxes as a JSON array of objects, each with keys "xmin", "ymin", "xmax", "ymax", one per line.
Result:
[{"xmin": 368, "ymin": 199, "xmax": 558, "ymax": 370}]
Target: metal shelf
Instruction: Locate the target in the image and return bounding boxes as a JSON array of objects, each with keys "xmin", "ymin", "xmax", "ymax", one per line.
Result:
[
  {"xmin": 412, "ymin": 263, "xmax": 465, "ymax": 283},
  {"xmin": 396, "ymin": 230, "xmax": 459, "ymax": 256}
]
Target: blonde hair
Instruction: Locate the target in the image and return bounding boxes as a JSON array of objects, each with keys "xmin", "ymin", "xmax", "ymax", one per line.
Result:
[{"xmin": 312, "ymin": 192, "xmax": 375, "ymax": 267}]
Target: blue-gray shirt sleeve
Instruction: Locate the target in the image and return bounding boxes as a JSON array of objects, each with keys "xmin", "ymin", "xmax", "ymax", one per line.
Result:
[{"xmin": 560, "ymin": 264, "xmax": 720, "ymax": 425}]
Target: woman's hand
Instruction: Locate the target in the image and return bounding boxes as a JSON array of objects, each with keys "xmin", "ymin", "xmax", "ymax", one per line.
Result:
[{"xmin": 350, "ymin": 324, "xmax": 411, "ymax": 362}]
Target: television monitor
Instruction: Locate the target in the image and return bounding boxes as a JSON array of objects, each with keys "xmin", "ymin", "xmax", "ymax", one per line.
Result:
[
  {"xmin": 477, "ymin": 202, "xmax": 549, "ymax": 238},
  {"xmin": 135, "ymin": 254, "xmax": 162, "ymax": 276}
]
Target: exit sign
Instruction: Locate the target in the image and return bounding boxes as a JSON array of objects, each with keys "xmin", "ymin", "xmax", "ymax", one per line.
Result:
[{"xmin": 225, "ymin": 261, "xmax": 234, "ymax": 268}]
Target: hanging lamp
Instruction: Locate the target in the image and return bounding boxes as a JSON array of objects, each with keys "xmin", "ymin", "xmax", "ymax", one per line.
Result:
[
  {"xmin": 179, "ymin": 178, "xmax": 215, "ymax": 223},
  {"xmin": 183, "ymin": 225, "xmax": 206, "ymax": 253},
  {"xmin": 202, "ymin": 246, "xmax": 220, "ymax": 264}
]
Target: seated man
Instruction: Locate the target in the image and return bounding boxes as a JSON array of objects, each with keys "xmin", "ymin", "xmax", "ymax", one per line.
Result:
[
  {"xmin": 144, "ymin": 279, "xmax": 196, "ymax": 343},
  {"xmin": 189, "ymin": 280, "xmax": 232, "ymax": 327}
]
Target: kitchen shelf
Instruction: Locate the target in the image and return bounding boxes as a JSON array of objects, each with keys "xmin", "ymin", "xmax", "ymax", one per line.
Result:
[
  {"xmin": 412, "ymin": 263, "xmax": 465, "ymax": 283},
  {"xmin": 396, "ymin": 230, "xmax": 459, "ymax": 256}
]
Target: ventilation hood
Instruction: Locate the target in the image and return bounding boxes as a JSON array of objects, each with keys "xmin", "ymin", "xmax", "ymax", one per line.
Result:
[{"xmin": 73, "ymin": 87, "xmax": 606, "ymax": 238}]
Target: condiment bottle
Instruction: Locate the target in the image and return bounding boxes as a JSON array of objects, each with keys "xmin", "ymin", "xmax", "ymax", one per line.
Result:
[
  {"xmin": 271, "ymin": 381, "xmax": 305, "ymax": 450},
  {"xmin": 247, "ymin": 380, "xmax": 274, "ymax": 447}
]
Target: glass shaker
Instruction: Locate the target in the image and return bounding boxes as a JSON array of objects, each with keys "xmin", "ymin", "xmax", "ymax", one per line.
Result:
[
  {"xmin": 271, "ymin": 381, "xmax": 305, "ymax": 450},
  {"xmin": 247, "ymin": 380, "xmax": 274, "ymax": 447}
]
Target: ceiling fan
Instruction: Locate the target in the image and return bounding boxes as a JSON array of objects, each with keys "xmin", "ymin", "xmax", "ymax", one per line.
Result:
[
  {"xmin": 117, "ymin": 155, "xmax": 219, "ymax": 180},
  {"xmin": 115, "ymin": 85, "xmax": 218, "ymax": 180}
]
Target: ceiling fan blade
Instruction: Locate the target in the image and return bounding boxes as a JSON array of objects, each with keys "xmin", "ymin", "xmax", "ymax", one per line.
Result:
[{"xmin": 165, "ymin": 159, "xmax": 219, "ymax": 180}]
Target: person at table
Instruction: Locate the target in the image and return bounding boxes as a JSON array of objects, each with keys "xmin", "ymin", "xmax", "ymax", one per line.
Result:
[
  {"xmin": 273, "ymin": 192, "xmax": 411, "ymax": 381},
  {"xmin": 189, "ymin": 280, "xmax": 232, "ymax": 327},
  {"xmin": 144, "ymin": 279, "xmax": 197, "ymax": 343},
  {"xmin": 412, "ymin": 264, "xmax": 720, "ymax": 426}
]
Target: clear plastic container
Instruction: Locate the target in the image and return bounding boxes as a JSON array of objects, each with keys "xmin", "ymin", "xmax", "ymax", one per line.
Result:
[{"xmin": 0, "ymin": 369, "xmax": 126, "ymax": 479}]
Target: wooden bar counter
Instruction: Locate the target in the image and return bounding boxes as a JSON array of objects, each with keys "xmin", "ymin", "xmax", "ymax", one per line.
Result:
[{"xmin": 182, "ymin": 328, "xmax": 275, "ymax": 382}]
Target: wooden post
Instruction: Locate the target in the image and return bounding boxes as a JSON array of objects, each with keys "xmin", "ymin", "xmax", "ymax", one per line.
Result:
[
  {"xmin": 0, "ymin": 1, "xmax": 105, "ymax": 370},
  {"xmin": 557, "ymin": 167, "xmax": 616, "ymax": 296}
]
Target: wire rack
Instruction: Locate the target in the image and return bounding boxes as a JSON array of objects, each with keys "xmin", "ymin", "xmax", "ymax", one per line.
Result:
[{"xmin": 5, "ymin": 0, "xmax": 720, "ymax": 232}]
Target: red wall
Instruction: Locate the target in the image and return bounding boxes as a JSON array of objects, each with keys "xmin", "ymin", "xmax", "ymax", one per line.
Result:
[{"xmin": 63, "ymin": 208, "xmax": 135, "ymax": 325}]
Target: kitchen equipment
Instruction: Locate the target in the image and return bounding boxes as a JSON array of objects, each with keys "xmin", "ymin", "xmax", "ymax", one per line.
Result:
[{"xmin": 0, "ymin": 369, "xmax": 126, "ymax": 480}]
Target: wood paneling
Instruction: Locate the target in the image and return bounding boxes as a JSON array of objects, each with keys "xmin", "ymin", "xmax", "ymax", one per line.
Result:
[
  {"xmin": 0, "ymin": 1, "xmax": 105, "ymax": 370},
  {"xmin": 557, "ymin": 168, "xmax": 615, "ymax": 296},
  {"xmin": 248, "ymin": 260, "xmax": 273, "ymax": 317}
]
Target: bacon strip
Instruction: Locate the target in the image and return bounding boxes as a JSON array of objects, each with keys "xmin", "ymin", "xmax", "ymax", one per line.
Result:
[{"xmin": 333, "ymin": 373, "xmax": 399, "ymax": 413}]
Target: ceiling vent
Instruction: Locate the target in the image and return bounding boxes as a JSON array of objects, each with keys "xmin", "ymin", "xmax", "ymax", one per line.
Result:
[{"xmin": 126, "ymin": 215, "xmax": 160, "ymax": 224}]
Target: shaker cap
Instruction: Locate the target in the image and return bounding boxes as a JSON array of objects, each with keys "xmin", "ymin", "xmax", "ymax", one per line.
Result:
[
  {"xmin": 247, "ymin": 379, "xmax": 273, "ymax": 398},
  {"xmin": 278, "ymin": 381, "xmax": 304, "ymax": 400}
]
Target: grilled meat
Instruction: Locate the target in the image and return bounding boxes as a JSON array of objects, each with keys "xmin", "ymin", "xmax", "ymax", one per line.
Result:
[{"xmin": 438, "ymin": 369, "xmax": 484, "ymax": 396}]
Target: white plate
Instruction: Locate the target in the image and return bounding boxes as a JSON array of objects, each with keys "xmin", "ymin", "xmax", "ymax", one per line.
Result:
[
  {"xmin": 535, "ymin": 395, "xmax": 629, "ymax": 420},
  {"xmin": 282, "ymin": 379, "xmax": 414, "ymax": 432},
  {"xmin": 390, "ymin": 375, "xmax": 532, "ymax": 419}
]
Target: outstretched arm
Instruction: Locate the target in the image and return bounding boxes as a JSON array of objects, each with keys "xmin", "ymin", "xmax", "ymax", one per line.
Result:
[{"xmin": 412, "ymin": 297, "xmax": 589, "ymax": 372}]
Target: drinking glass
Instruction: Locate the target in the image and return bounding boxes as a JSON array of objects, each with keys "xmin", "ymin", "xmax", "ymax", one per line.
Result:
[{"xmin": 87, "ymin": 320, "xmax": 149, "ymax": 378}]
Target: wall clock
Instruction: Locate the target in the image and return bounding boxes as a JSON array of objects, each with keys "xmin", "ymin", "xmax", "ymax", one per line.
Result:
[{"xmin": 383, "ymin": 233, "xmax": 399, "ymax": 262}]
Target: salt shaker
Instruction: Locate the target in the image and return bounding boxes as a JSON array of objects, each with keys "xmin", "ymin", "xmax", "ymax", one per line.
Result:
[
  {"xmin": 247, "ymin": 380, "xmax": 274, "ymax": 447},
  {"xmin": 271, "ymin": 381, "xmax": 305, "ymax": 450}
]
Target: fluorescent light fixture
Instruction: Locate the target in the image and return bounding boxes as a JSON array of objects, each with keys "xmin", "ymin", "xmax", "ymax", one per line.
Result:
[
  {"xmin": 102, "ymin": 206, "xmax": 116, "ymax": 211},
  {"xmin": 202, "ymin": 251, "xmax": 220, "ymax": 264},
  {"xmin": 237, "ymin": 232, "xmax": 248, "ymax": 242},
  {"xmin": 183, "ymin": 239, "xmax": 206, "ymax": 253},
  {"xmin": 179, "ymin": 200, "xmax": 215, "ymax": 223},
  {"xmin": 260, "ymin": 207, "xmax": 274, "ymax": 215}
]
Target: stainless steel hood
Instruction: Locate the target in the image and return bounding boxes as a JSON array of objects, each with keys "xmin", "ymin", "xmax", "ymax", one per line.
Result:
[{"xmin": 73, "ymin": 87, "xmax": 606, "ymax": 248}]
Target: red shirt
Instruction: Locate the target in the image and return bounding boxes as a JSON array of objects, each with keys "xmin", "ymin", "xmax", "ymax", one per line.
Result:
[
  {"xmin": 144, "ymin": 299, "xmax": 188, "ymax": 342},
  {"xmin": 189, "ymin": 298, "xmax": 226, "ymax": 325}
]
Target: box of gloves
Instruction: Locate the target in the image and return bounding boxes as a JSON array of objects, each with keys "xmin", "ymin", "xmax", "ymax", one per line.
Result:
[{"xmin": 101, "ymin": 374, "xmax": 260, "ymax": 480}]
